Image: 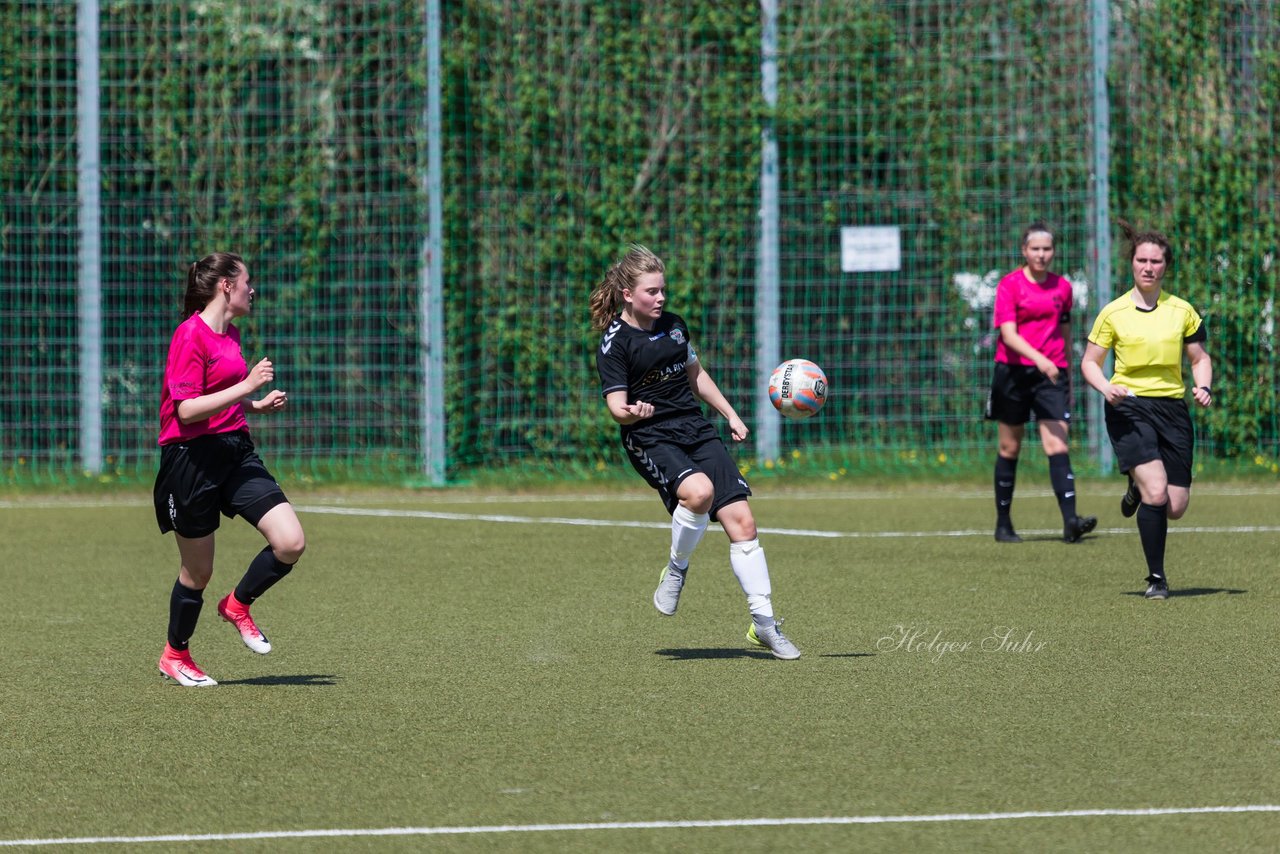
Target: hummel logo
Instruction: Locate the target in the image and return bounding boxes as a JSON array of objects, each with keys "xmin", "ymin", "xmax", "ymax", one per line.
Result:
[{"xmin": 600, "ymin": 321, "xmax": 621, "ymax": 354}]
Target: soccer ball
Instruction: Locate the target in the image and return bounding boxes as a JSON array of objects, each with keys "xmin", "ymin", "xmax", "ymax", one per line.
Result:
[{"xmin": 768, "ymin": 359, "xmax": 828, "ymax": 419}]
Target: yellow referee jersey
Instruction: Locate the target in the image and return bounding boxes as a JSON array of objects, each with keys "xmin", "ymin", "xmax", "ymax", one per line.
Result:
[{"xmin": 1087, "ymin": 290, "xmax": 1204, "ymax": 398}]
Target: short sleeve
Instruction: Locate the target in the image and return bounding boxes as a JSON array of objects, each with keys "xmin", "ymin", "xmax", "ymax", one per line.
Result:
[
  {"xmin": 166, "ymin": 323, "xmax": 207, "ymax": 401},
  {"xmin": 596, "ymin": 319, "xmax": 629, "ymax": 398},
  {"xmin": 1087, "ymin": 309, "xmax": 1114, "ymax": 350},
  {"xmin": 992, "ymin": 276, "xmax": 1016, "ymax": 327},
  {"xmin": 1059, "ymin": 276, "xmax": 1073, "ymax": 323},
  {"xmin": 1184, "ymin": 307, "xmax": 1205, "ymax": 343}
]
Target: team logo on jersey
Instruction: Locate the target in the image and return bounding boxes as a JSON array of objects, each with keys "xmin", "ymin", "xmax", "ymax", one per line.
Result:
[
  {"xmin": 670, "ymin": 328, "xmax": 686, "ymax": 345},
  {"xmin": 600, "ymin": 320, "xmax": 621, "ymax": 354}
]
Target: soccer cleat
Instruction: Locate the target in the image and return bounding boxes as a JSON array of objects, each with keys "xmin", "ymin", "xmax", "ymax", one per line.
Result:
[
  {"xmin": 217, "ymin": 594, "xmax": 272, "ymax": 654},
  {"xmin": 1063, "ymin": 515, "xmax": 1098, "ymax": 543},
  {"xmin": 994, "ymin": 524, "xmax": 1022, "ymax": 543},
  {"xmin": 653, "ymin": 565, "xmax": 686, "ymax": 616},
  {"xmin": 158, "ymin": 645, "xmax": 217, "ymax": 687},
  {"xmin": 1144, "ymin": 578, "xmax": 1170, "ymax": 600},
  {"xmin": 1121, "ymin": 477, "xmax": 1141, "ymax": 518},
  {"xmin": 747, "ymin": 618, "xmax": 801, "ymax": 660}
]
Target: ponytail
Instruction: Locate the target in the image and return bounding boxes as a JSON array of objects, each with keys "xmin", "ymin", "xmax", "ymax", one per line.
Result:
[
  {"xmin": 588, "ymin": 244, "xmax": 664, "ymax": 331},
  {"xmin": 183, "ymin": 252, "xmax": 244, "ymax": 316}
]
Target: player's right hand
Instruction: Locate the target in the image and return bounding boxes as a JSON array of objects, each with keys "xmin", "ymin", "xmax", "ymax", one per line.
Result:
[
  {"xmin": 248, "ymin": 358, "xmax": 274, "ymax": 389},
  {"xmin": 626, "ymin": 400, "xmax": 654, "ymax": 421}
]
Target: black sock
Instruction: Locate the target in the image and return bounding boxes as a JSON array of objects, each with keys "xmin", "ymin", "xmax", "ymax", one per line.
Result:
[
  {"xmin": 1136, "ymin": 502, "xmax": 1169, "ymax": 581},
  {"xmin": 168, "ymin": 580, "xmax": 204, "ymax": 651},
  {"xmin": 234, "ymin": 545, "xmax": 295, "ymax": 605},
  {"xmin": 1047, "ymin": 453, "xmax": 1078, "ymax": 523},
  {"xmin": 994, "ymin": 455, "xmax": 1018, "ymax": 524}
]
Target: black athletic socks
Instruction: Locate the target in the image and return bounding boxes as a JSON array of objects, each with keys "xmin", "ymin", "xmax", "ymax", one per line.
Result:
[
  {"xmin": 1047, "ymin": 453, "xmax": 1078, "ymax": 523},
  {"xmin": 233, "ymin": 545, "xmax": 295, "ymax": 605},
  {"xmin": 1136, "ymin": 501, "xmax": 1169, "ymax": 581},
  {"xmin": 994, "ymin": 455, "xmax": 1018, "ymax": 524},
  {"xmin": 168, "ymin": 579, "xmax": 204, "ymax": 650}
]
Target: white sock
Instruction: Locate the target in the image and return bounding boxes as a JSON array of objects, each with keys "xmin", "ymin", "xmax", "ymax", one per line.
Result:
[
  {"xmin": 729, "ymin": 538, "xmax": 773, "ymax": 618},
  {"xmin": 669, "ymin": 505, "xmax": 709, "ymax": 571}
]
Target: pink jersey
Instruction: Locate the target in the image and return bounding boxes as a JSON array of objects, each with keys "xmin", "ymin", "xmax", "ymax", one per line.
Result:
[
  {"xmin": 991, "ymin": 270, "xmax": 1073, "ymax": 368},
  {"xmin": 157, "ymin": 314, "xmax": 250, "ymax": 445}
]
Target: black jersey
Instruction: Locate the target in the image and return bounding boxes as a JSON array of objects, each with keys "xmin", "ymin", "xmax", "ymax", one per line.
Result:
[{"xmin": 596, "ymin": 311, "xmax": 704, "ymax": 435}]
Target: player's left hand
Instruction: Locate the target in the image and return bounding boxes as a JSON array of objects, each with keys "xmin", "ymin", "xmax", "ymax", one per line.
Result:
[
  {"xmin": 256, "ymin": 389, "xmax": 288, "ymax": 413},
  {"xmin": 728, "ymin": 416, "xmax": 749, "ymax": 442}
]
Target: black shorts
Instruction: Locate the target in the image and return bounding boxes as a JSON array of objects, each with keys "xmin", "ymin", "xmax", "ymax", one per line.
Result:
[
  {"xmin": 153, "ymin": 431, "xmax": 288, "ymax": 537},
  {"xmin": 622, "ymin": 416, "xmax": 752, "ymax": 521},
  {"xmin": 985, "ymin": 361, "xmax": 1072, "ymax": 425},
  {"xmin": 1104, "ymin": 396, "xmax": 1194, "ymax": 487}
]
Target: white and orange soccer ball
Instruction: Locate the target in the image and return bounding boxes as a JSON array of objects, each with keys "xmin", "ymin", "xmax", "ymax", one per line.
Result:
[{"xmin": 768, "ymin": 359, "xmax": 828, "ymax": 419}]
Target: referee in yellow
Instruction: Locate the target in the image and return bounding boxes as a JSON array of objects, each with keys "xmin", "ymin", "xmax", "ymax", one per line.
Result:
[{"xmin": 1081, "ymin": 221, "xmax": 1213, "ymax": 600}]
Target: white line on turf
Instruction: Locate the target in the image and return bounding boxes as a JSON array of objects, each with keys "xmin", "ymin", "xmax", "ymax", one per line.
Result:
[
  {"xmin": 3, "ymin": 483, "xmax": 1279, "ymax": 511},
  {"xmin": 3, "ymin": 805, "xmax": 1278, "ymax": 847},
  {"xmin": 296, "ymin": 505, "xmax": 1280, "ymax": 539},
  {"xmin": 2, "ymin": 499, "xmax": 1277, "ymax": 539}
]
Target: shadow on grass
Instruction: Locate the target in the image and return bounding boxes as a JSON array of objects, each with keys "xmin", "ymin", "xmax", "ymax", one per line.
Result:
[
  {"xmin": 217, "ymin": 674, "xmax": 339, "ymax": 686},
  {"xmin": 655, "ymin": 648, "xmax": 774, "ymax": 661},
  {"xmin": 1122, "ymin": 587, "xmax": 1247, "ymax": 598},
  {"xmin": 656, "ymin": 649, "xmax": 877, "ymax": 660}
]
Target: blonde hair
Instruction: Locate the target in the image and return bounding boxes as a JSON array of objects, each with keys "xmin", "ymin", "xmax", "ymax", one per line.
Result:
[{"xmin": 588, "ymin": 244, "xmax": 665, "ymax": 331}]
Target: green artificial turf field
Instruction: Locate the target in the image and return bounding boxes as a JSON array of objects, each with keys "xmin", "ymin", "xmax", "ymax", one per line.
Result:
[{"xmin": 2, "ymin": 482, "xmax": 1277, "ymax": 852}]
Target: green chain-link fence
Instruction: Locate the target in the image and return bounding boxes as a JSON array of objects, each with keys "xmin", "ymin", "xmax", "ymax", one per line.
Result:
[{"xmin": 2, "ymin": 0, "xmax": 1277, "ymax": 487}]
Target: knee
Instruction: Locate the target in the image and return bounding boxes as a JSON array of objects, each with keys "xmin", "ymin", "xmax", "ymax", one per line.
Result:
[
  {"xmin": 272, "ymin": 530, "xmax": 306, "ymax": 565},
  {"xmin": 997, "ymin": 441, "xmax": 1021, "ymax": 459},
  {"xmin": 1140, "ymin": 486, "xmax": 1170, "ymax": 508},
  {"xmin": 720, "ymin": 505, "xmax": 757, "ymax": 541},
  {"xmin": 680, "ymin": 484, "xmax": 715, "ymax": 515},
  {"xmin": 1166, "ymin": 501, "xmax": 1189, "ymax": 520}
]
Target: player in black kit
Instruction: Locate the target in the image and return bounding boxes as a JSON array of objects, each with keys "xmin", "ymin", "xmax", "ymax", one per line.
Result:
[{"xmin": 589, "ymin": 244, "xmax": 800, "ymax": 659}]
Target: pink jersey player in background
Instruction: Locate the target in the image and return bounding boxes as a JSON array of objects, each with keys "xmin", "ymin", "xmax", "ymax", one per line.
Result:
[{"xmin": 985, "ymin": 224, "xmax": 1097, "ymax": 545}]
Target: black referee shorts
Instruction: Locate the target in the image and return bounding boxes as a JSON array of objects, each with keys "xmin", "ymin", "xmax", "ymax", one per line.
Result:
[
  {"xmin": 1104, "ymin": 396, "xmax": 1195, "ymax": 487},
  {"xmin": 622, "ymin": 417, "xmax": 752, "ymax": 521},
  {"xmin": 985, "ymin": 361, "xmax": 1072, "ymax": 425},
  {"xmin": 154, "ymin": 431, "xmax": 288, "ymax": 537}
]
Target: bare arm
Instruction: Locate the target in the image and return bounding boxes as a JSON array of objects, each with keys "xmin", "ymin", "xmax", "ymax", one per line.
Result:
[
  {"xmin": 687, "ymin": 360, "xmax": 748, "ymax": 442},
  {"xmin": 999, "ymin": 321, "xmax": 1061, "ymax": 382},
  {"xmin": 1185, "ymin": 341, "xmax": 1213, "ymax": 408},
  {"xmin": 175, "ymin": 358, "xmax": 278, "ymax": 423},
  {"xmin": 1080, "ymin": 341, "xmax": 1131, "ymax": 405},
  {"xmin": 604, "ymin": 389, "xmax": 654, "ymax": 425}
]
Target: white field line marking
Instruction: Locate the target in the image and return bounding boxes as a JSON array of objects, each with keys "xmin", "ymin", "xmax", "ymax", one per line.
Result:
[
  {"xmin": 3, "ymin": 805, "xmax": 1278, "ymax": 847},
  {"xmin": 296, "ymin": 505, "xmax": 1280, "ymax": 539},
  {"xmin": 3, "ymin": 483, "xmax": 1280, "ymax": 511},
  {"xmin": 1, "ymin": 500, "xmax": 1277, "ymax": 539}
]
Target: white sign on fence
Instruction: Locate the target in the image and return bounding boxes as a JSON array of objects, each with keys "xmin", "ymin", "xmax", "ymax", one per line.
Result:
[{"xmin": 840, "ymin": 226, "xmax": 901, "ymax": 272}]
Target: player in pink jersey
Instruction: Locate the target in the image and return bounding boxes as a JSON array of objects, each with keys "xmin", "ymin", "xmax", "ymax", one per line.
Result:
[
  {"xmin": 985, "ymin": 224, "xmax": 1096, "ymax": 544},
  {"xmin": 153, "ymin": 252, "xmax": 305, "ymax": 687}
]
